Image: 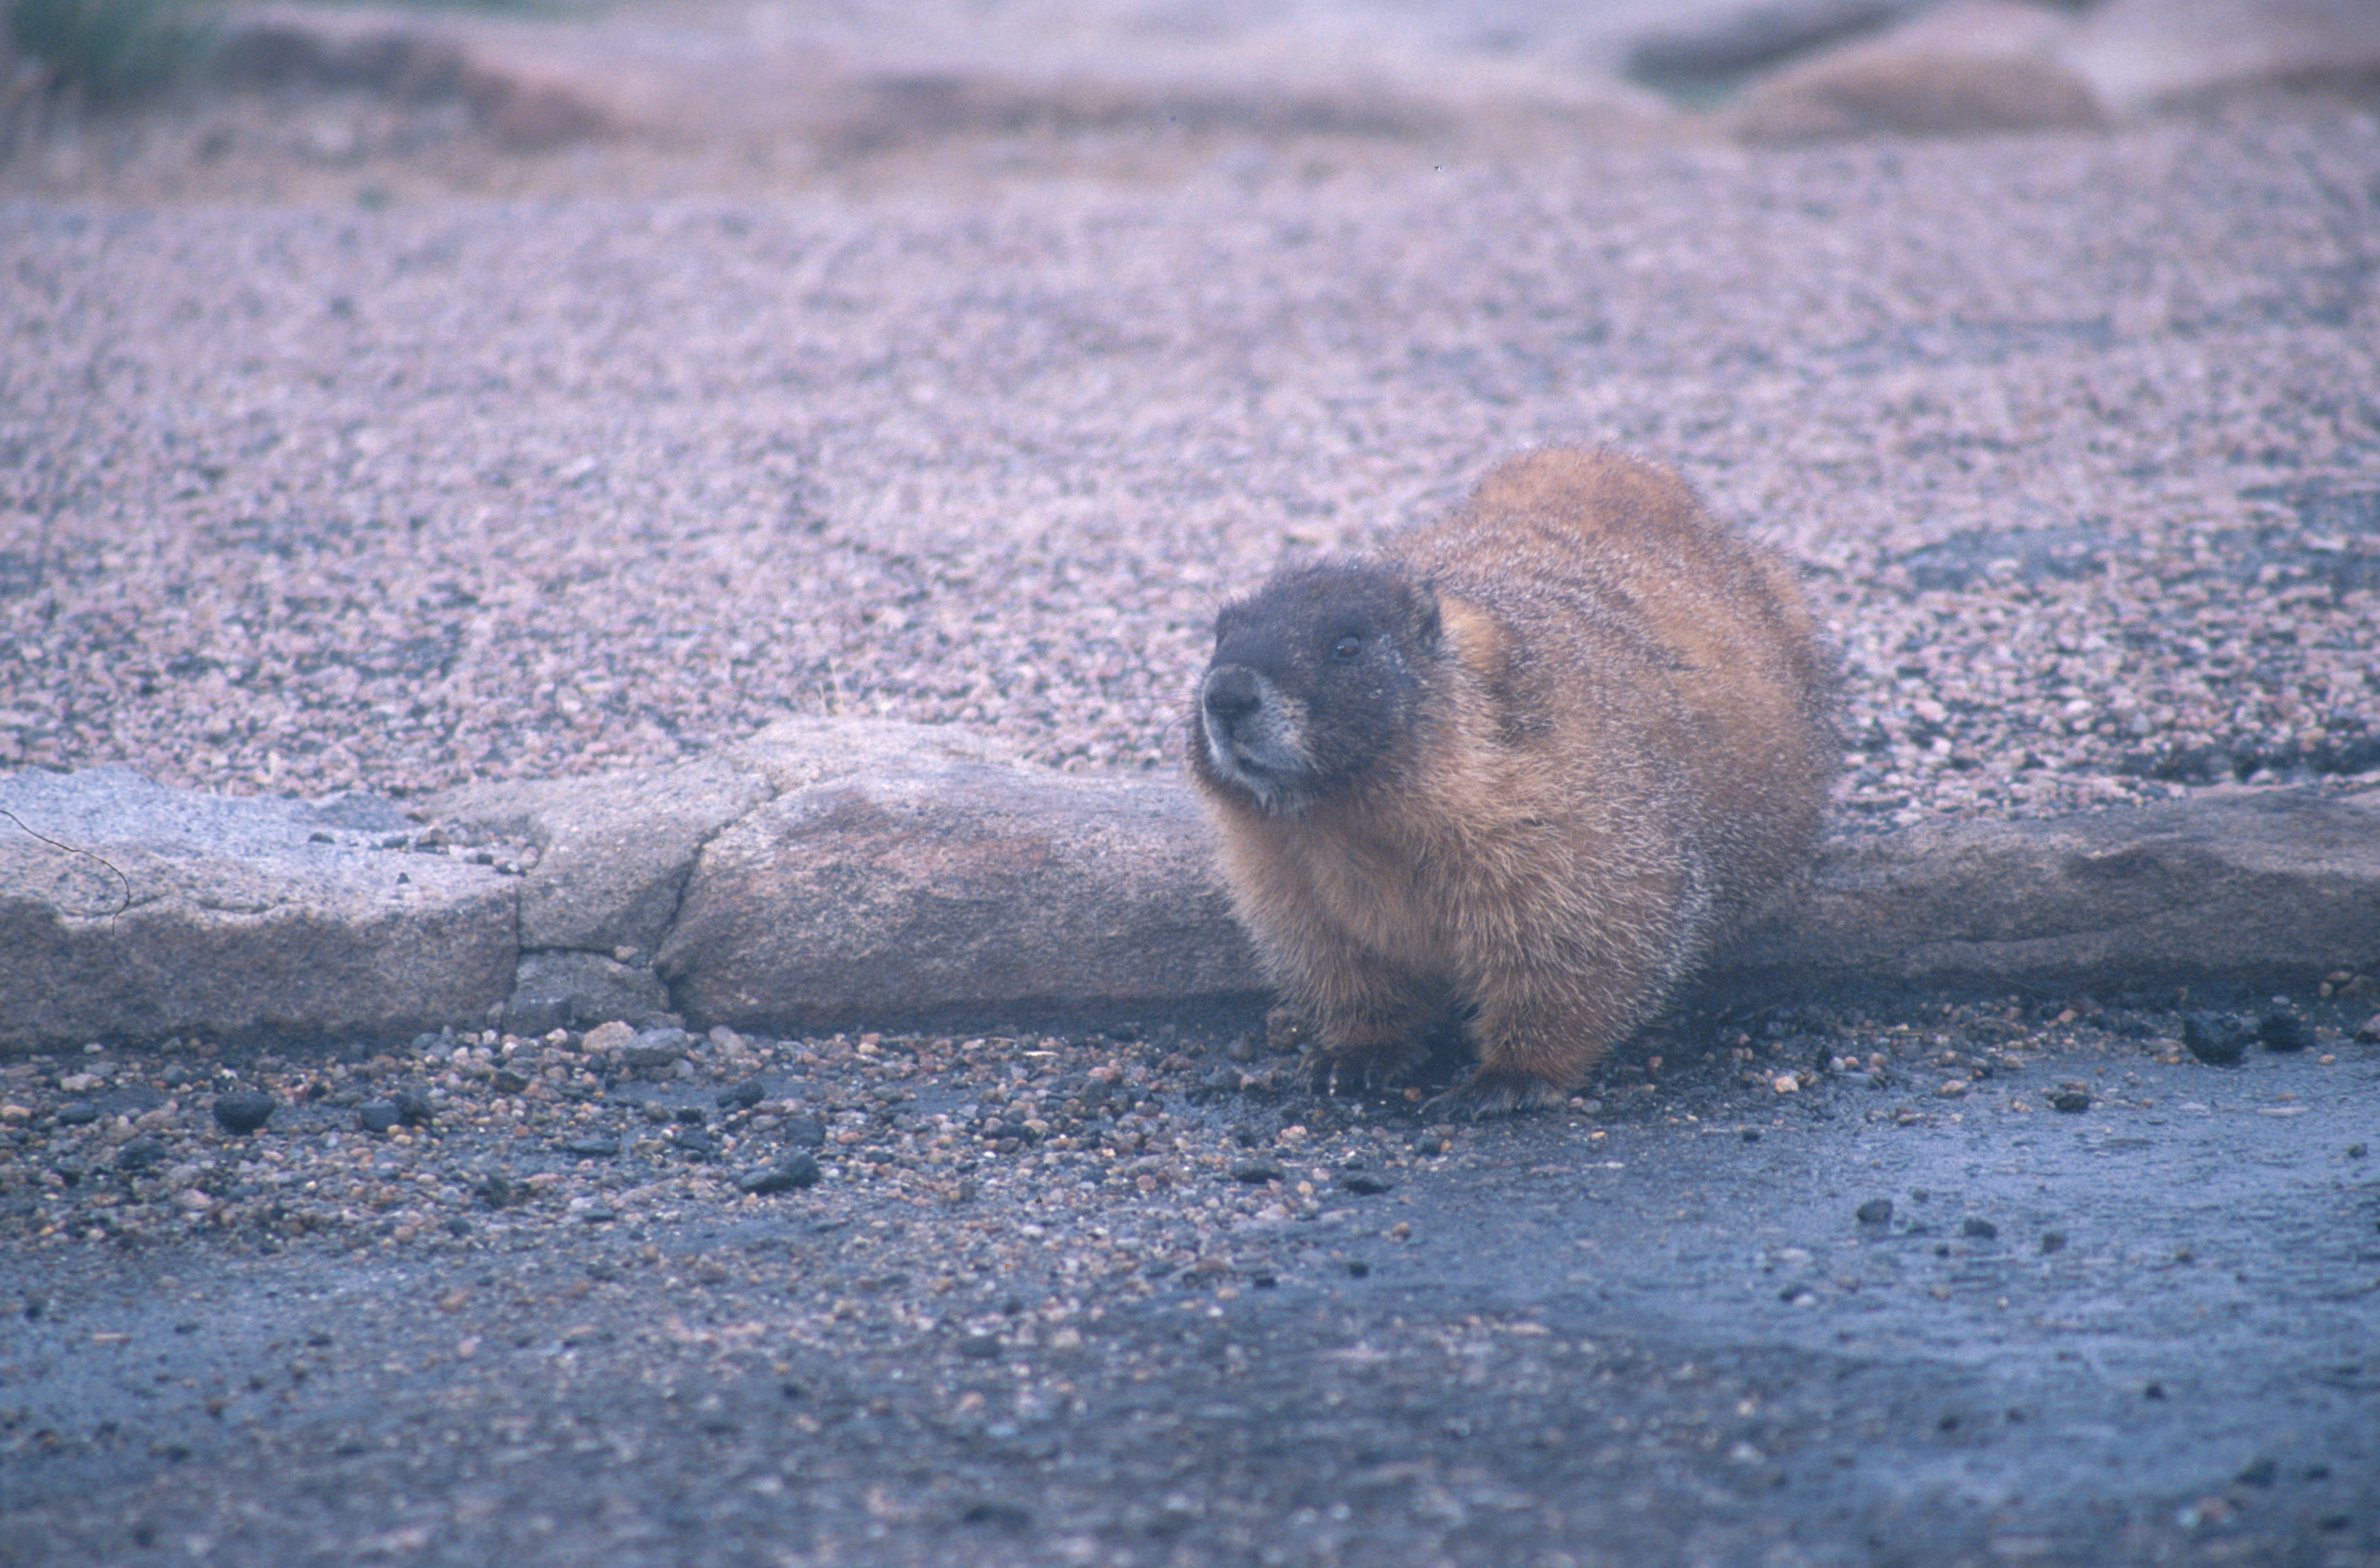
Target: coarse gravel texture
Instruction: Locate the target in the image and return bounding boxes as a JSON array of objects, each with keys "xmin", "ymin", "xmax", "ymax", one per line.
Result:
[
  {"xmin": 5, "ymin": 97, "xmax": 2378, "ymax": 830},
  {"xmin": 0, "ymin": 985, "xmax": 2371, "ymax": 1266},
  {"xmin": 3, "ymin": 985, "xmax": 2379, "ymax": 1564}
]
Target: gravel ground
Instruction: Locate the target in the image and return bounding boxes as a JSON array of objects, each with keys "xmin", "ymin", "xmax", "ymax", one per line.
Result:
[
  {"xmin": 2, "ymin": 989, "xmax": 2374, "ymax": 1271},
  {"xmin": 3, "ymin": 987, "xmax": 2378, "ymax": 1565},
  {"xmin": 4, "ymin": 95, "xmax": 2377, "ymax": 831}
]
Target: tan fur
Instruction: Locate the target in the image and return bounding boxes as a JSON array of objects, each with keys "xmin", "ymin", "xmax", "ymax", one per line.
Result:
[{"xmin": 1188, "ymin": 447, "xmax": 1837, "ymax": 1115}]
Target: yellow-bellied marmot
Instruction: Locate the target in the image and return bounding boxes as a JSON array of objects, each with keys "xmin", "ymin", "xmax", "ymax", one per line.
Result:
[{"xmin": 1188, "ymin": 447, "xmax": 1837, "ymax": 1116}]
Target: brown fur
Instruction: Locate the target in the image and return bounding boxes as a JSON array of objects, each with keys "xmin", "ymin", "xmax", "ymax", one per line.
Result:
[{"xmin": 1188, "ymin": 447, "xmax": 1837, "ymax": 1115}]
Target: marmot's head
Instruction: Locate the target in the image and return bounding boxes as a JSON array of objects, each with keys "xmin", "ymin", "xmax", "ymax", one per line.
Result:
[{"xmin": 1192, "ymin": 562, "xmax": 1441, "ymax": 815}]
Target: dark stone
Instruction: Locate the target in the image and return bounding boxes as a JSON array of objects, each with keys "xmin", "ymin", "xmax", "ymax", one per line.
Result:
[
  {"xmin": 1336, "ymin": 1171, "xmax": 1394, "ymax": 1195},
  {"xmin": 54, "ymin": 1102, "xmax": 99, "ymax": 1127},
  {"xmin": 2048, "ymin": 1085, "xmax": 2092, "ymax": 1113},
  {"xmin": 2183, "ymin": 1012, "xmax": 2251, "ymax": 1065},
  {"xmin": 957, "ymin": 1500, "xmax": 1032, "ymax": 1532},
  {"xmin": 358, "ymin": 1100, "xmax": 402, "ymax": 1134},
  {"xmin": 736, "ymin": 1152, "xmax": 821, "ymax": 1194},
  {"xmin": 719, "ymin": 1079, "xmax": 765, "ymax": 1109},
  {"xmin": 1230, "ymin": 1161, "xmax": 1284, "ymax": 1184},
  {"xmin": 116, "ymin": 1136, "xmax": 169, "ymax": 1173},
  {"xmin": 491, "ymin": 1068, "xmax": 531, "ymax": 1094},
  {"xmin": 671, "ymin": 1127, "xmax": 718, "ymax": 1159},
  {"xmin": 1856, "ymin": 1198, "xmax": 1895, "ymax": 1226},
  {"xmin": 212, "ymin": 1091, "xmax": 277, "ymax": 1135},
  {"xmin": 558, "ymin": 1136, "xmax": 620, "ymax": 1158},
  {"xmin": 2257, "ymin": 1010, "xmax": 2308, "ymax": 1052},
  {"xmin": 779, "ymin": 1116, "xmax": 826, "ymax": 1150},
  {"xmin": 1962, "ymin": 1217, "xmax": 1999, "ymax": 1240},
  {"xmin": 955, "ymin": 1332, "xmax": 1004, "ymax": 1360},
  {"xmin": 392, "ymin": 1091, "xmax": 436, "ymax": 1127}
]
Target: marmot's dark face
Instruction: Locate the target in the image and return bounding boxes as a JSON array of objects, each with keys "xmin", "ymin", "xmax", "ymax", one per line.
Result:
[{"xmin": 1194, "ymin": 563, "xmax": 1441, "ymax": 815}]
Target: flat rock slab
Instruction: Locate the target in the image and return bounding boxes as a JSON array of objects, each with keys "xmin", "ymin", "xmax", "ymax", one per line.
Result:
[
  {"xmin": 4, "ymin": 734, "xmax": 2375, "ymax": 1054},
  {"xmin": 654, "ymin": 755, "xmax": 1259, "ymax": 1035},
  {"xmin": 1724, "ymin": 788, "xmax": 2380, "ymax": 1002},
  {"xmin": 0, "ymin": 766, "xmax": 514, "ymax": 1050},
  {"xmin": 196, "ymin": 0, "xmax": 2380, "ymax": 157}
]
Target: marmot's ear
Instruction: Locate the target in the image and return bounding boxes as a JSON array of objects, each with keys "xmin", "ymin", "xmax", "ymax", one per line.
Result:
[{"xmin": 1409, "ymin": 583, "xmax": 1443, "ymax": 653}]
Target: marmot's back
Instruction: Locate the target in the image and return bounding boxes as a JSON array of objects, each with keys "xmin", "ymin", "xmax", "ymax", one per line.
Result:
[
  {"xmin": 1390, "ymin": 447, "xmax": 1837, "ymax": 916},
  {"xmin": 1190, "ymin": 446, "xmax": 1837, "ymax": 1117}
]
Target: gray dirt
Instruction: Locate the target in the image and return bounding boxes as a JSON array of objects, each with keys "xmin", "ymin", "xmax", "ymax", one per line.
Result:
[{"xmin": 2, "ymin": 994, "xmax": 2377, "ymax": 1567}]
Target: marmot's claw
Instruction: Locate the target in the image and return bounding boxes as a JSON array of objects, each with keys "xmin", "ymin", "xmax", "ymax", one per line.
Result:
[
  {"xmin": 1422, "ymin": 1072, "xmax": 1568, "ymax": 1121},
  {"xmin": 1297, "ymin": 1046, "xmax": 1412, "ymax": 1100}
]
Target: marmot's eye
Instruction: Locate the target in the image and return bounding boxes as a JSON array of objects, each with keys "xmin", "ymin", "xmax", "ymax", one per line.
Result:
[{"xmin": 1332, "ymin": 635, "xmax": 1362, "ymax": 660}]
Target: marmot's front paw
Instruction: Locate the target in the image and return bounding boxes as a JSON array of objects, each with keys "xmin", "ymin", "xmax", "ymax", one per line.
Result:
[
  {"xmin": 1422, "ymin": 1069, "xmax": 1573, "ymax": 1121},
  {"xmin": 1299, "ymin": 1040, "xmax": 1422, "ymax": 1099}
]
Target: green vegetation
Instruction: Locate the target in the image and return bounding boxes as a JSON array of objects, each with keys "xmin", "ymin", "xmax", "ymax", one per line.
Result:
[{"xmin": 6, "ymin": 0, "xmax": 219, "ymax": 103}]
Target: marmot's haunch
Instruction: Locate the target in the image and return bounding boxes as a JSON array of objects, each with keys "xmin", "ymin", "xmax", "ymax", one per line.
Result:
[{"xmin": 1188, "ymin": 447, "xmax": 1837, "ymax": 1117}]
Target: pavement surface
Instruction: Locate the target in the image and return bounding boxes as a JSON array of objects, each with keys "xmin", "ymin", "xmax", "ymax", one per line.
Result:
[
  {"xmin": 3, "ymin": 1, "xmax": 2379, "ymax": 1563},
  {"xmin": 2, "ymin": 1000, "xmax": 2377, "ymax": 1567}
]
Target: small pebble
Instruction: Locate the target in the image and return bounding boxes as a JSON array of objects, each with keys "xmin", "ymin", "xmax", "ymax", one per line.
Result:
[
  {"xmin": 737, "ymin": 1152, "xmax": 821, "ymax": 1194},
  {"xmin": 1336, "ymin": 1171, "xmax": 1394, "ymax": 1196},
  {"xmin": 718, "ymin": 1080, "xmax": 765, "ymax": 1109},
  {"xmin": 623, "ymin": 1028, "xmax": 692, "ymax": 1069},
  {"xmin": 54, "ymin": 1103, "xmax": 99, "ymax": 1127},
  {"xmin": 116, "ymin": 1137, "xmax": 169, "ymax": 1173},
  {"xmin": 1856, "ymin": 1198, "xmax": 1894, "ymax": 1226},
  {"xmin": 2182, "ymin": 1013, "xmax": 2249, "ymax": 1065},
  {"xmin": 1230, "ymin": 1162, "xmax": 1285, "ymax": 1184},
  {"xmin": 2257, "ymin": 1011, "xmax": 2308, "ymax": 1052},
  {"xmin": 359, "ymin": 1100, "xmax": 401, "ymax": 1135},
  {"xmin": 1962, "ymin": 1218, "xmax": 1998, "ymax": 1240},
  {"xmin": 212, "ymin": 1091, "xmax": 277, "ymax": 1135},
  {"xmin": 2048, "ymin": 1085, "xmax": 2092, "ymax": 1113}
]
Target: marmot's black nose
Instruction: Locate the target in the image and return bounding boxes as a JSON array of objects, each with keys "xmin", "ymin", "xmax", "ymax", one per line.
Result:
[{"xmin": 1202, "ymin": 665, "xmax": 1263, "ymax": 727}]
